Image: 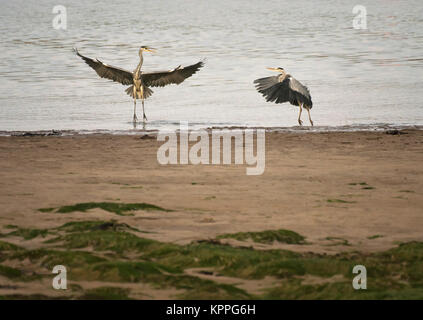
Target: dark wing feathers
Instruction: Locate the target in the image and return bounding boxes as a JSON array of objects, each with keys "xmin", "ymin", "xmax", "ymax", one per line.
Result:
[
  {"xmin": 74, "ymin": 48, "xmax": 133, "ymax": 85},
  {"xmin": 254, "ymin": 75, "xmax": 312, "ymax": 108},
  {"xmin": 141, "ymin": 61, "xmax": 204, "ymax": 87},
  {"xmin": 254, "ymin": 76, "xmax": 290, "ymax": 104}
]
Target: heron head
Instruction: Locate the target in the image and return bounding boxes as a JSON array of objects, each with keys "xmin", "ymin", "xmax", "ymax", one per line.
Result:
[
  {"xmin": 267, "ymin": 67, "xmax": 285, "ymax": 73},
  {"xmin": 139, "ymin": 46, "xmax": 156, "ymax": 55}
]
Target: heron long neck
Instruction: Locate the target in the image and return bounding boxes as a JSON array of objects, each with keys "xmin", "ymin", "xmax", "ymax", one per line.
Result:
[
  {"xmin": 278, "ymin": 71, "xmax": 288, "ymax": 82},
  {"xmin": 134, "ymin": 52, "xmax": 144, "ymax": 78}
]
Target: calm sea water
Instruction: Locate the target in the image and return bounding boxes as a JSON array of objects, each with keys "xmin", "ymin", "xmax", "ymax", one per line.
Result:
[{"xmin": 0, "ymin": 0, "xmax": 422, "ymax": 132}]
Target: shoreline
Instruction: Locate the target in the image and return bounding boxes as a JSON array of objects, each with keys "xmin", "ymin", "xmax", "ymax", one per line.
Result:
[{"xmin": 1, "ymin": 124, "xmax": 423, "ymax": 137}]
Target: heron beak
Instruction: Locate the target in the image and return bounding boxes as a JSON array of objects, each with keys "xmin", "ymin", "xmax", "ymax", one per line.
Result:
[
  {"xmin": 145, "ymin": 47, "xmax": 156, "ymax": 53},
  {"xmin": 267, "ymin": 67, "xmax": 279, "ymax": 72}
]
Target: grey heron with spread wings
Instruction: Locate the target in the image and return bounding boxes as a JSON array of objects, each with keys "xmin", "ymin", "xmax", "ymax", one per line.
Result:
[
  {"xmin": 254, "ymin": 67, "xmax": 313, "ymax": 126},
  {"xmin": 74, "ymin": 46, "xmax": 204, "ymax": 123}
]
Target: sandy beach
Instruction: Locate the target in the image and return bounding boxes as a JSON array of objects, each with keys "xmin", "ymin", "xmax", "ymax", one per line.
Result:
[{"xmin": 0, "ymin": 129, "xmax": 422, "ymax": 299}]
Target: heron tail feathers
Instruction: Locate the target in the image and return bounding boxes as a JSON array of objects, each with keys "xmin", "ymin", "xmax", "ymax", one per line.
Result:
[{"xmin": 125, "ymin": 85, "xmax": 153, "ymax": 99}]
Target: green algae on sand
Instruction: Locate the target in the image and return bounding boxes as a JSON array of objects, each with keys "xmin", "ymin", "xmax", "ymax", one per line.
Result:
[{"xmin": 39, "ymin": 202, "xmax": 171, "ymax": 216}]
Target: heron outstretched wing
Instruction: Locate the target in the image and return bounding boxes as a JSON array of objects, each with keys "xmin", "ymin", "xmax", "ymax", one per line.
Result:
[
  {"xmin": 254, "ymin": 76, "xmax": 312, "ymax": 107},
  {"xmin": 141, "ymin": 61, "xmax": 204, "ymax": 87},
  {"xmin": 74, "ymin": 48, "xmax": 133, "ymax": 85},
  {"xmin": 254, "ymin": 76, "xmax": 290, "ymax": 104}
]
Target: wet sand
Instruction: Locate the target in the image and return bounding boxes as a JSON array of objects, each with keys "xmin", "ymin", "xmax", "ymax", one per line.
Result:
[
  {"xmin": 1, "ymin": 129, "xmax": 422, "ymax": 252},
  {"xmin": 0, "ymin": 129, "xmax": 422, "ymax": 298}
]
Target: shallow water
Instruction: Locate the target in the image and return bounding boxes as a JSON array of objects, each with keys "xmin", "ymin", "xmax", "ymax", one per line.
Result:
[{"xmin": 0, "ymin": 0, "xmax": 422, "ymax": 132}]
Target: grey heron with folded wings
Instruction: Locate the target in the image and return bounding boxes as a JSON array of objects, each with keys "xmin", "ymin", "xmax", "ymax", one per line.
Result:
[
  {"xmin": 74, "ymin": 46, "xmax": 204, "ymax": 123},
  {"xmin": 254, "ymin": 67, "xmax": 313, "ymax": 126}
]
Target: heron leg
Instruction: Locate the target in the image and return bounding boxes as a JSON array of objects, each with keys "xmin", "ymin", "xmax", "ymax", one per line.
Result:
[
  {"xmin": 298, "ymin": 104, "xmax": 303, "ymax": 126},
  {"xmin": 133, "ymin": 99, "xmax": 138, "ymax": 123},
  {"xmin": 142, "ymin": 99, "xmax": 147, "ymax": 122},
  {"xmin": 133, "ymin": 86, "xmax": 138, "ymax": 123},
  {"xmin": 306, "ymin": 107, "xmax": 314, "ymax": 126}
]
